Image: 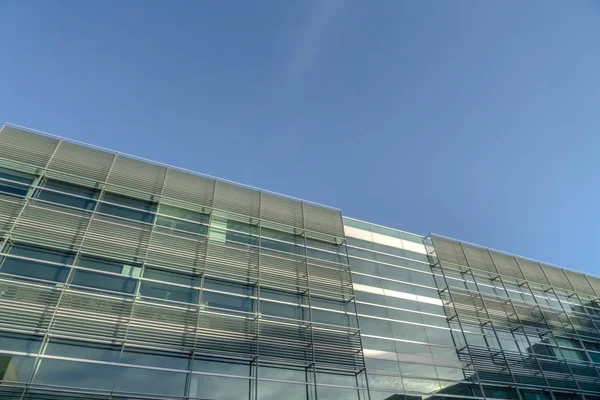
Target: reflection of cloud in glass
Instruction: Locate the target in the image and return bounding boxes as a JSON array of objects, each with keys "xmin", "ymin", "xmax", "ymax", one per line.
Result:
[
  {"xmin": 33, "ymin": 359, "xmax": 116, "ymax": 390},
  {"xmin": 402, "ymin": 378, "xmax": 441, "ymax": 394},
  {"xmin": 189, "ymin": 374, "xmax": 250, "ymax": 400}
]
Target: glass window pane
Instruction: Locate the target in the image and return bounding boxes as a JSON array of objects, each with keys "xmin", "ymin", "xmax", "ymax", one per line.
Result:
[
  {"xmin": 121, "ymin": 348, "xmax": 189, "ymax": 369},
  {"xmin": 1, "ymin": 243, "xmax": 74, "ymax": 282},
  {"xmin": 189, "ymin": 374, "xmax": 250, "ymax": 400},
  {"xmin": 0, "ymin": 332, "xmax": 43, "ymax": 353},
  {"xmin": 202, "ymin": 291, "xmax": 253, "ymax": 313},
  {"xmin": 45, "ymin": 339, "xmax": 121, "ymax": 362},
  {"xmin": 99, "ymin": 192, "xmax": 156, "ymax": 223},
  {"xmin": 78, "ymin": 255, "xmax": 141, "ymax": 276},
  {"xmin": 316, "ymin": 385, "xmax": 360, "ymax": 400},
  {"xmin": 114, "ymin": 366, "xmax": 186, "ymax": 397},
  {"xmin": 71, "ymin": 270, "xmax": 137, "ymax": 294},
  {"xmin": 140, "ymin": 280, "xmax": 199, "ymax": 304},
  {"xmin": 204, "ymin": 278, "xmax": 253, "ymax": 296},
  {"xmin": 193, "ymin": 357, "xmax": 250, "ymax": 376},
  {"xmin": 258, "ymin": 380, "xmax": 309, "ymax": 400},
  {"xmin": 143, "ymin": 267, "xmax": 199, "ymax": 286},
  {"xmin": 0, "ymin": 256, "xmax": 70, "ymax": 282},
  {"xmin": 0, "ymin": 167, "xmax": 34, "ymax": 197},
  {"xmin": 8, "ymin": 243, "xmax": 75, "ymax": 264},
  {"xmin": 36, "ymin": 179, "xmax": 99, "ymax": 210},
  {"xmin": 0, "ymin": 354, "xmax": 36, "ymax": 383},
  {"xmin": 260, "ymin": 300, "xmax": 306, "ymax": 320},
  {"xmin": 34, "ymin": 358, "xmax": 116, "ymax": 390}
]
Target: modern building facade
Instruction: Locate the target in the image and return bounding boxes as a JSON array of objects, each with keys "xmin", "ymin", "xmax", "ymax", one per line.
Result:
[{"xmin": 0, "ymin": 124, "xmax": 598, "ymax": 400}]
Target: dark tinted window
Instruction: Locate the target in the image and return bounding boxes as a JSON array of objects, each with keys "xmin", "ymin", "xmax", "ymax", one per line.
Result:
[
  {"xmin": 0, "ymin": 244, "xmax": 74, "ymax": 282},
  {"xmin": 0, "ymin": 167, "xmax": 34, "ymax": 198},
  {"xmin": 99, "ymin": 192, "xmax": 156, "ymax": 223},
  {"xmin": 36, "ymin": 179, "xmax": 99, "ymax": 210}
]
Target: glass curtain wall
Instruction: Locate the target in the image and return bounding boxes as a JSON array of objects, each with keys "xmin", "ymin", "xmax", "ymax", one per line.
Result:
[{"xmin": 0, "ymin": 125, "xmax": 367, "ymax": 400}]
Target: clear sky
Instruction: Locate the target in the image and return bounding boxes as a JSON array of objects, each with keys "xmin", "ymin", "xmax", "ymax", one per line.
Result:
[{"xmin": 1, "ymin": 1, "xmax": 599, "ymax": 275}]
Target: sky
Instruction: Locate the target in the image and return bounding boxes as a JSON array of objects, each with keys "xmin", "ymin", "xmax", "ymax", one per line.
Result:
[{"xmin": 0, "ymin": 1, "xmax": 599, "ymax": 275}]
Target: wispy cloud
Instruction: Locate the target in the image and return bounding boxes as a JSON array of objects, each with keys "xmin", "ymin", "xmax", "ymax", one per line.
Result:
[{"xmin": 287, "ymin": 0, "xmax": 347, "ymax": 75}]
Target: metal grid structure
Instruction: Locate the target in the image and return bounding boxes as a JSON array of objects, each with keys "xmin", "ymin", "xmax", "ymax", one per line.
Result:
[
  {"xmin": 0, "ymin": 125, "xmax": 367, "ymax": 400},
  {"xmin": 1, "ymin": 123, "xmax": 600, "ymax": 400},
  {"xmin": 429, "ymin": 235, "xmax": 600, "ymax": 400}
]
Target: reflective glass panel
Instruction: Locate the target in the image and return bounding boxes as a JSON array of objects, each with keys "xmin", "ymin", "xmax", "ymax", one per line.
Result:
[
  {"xmin": 99, "ymin": 192, "xmax": 156, "ymax": 223},
  {"xmin": 36, "ymin": 179, "xmax": 99, "ymax": 210},
  {"xmin": 0, "ymin": 167, "xmax": 34, "ymax": 197}
]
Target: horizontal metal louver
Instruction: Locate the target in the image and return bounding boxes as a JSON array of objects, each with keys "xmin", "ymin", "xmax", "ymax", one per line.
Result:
[
  {"xmin": 0, "ymin": 126, "xmax": 60, "ymax": 167},
  {"xmin": 462, "ymin": 244, "xmax": 498, "ymax": 274},
  {"xmin": 53, "ymin": 290, "xmax": 133, "ymax": 342},
  {"xmin": 564, "ymin": 269, "xmax": 596, "ymax": 296},
  {"xmin": 258, "ymin": 319, "xmax": 312, "ymax": 364},
  {"xmin": 204, "ymin": 241, "xmax": 259, "ymax": 281},
  {"xmin": 47, "ymin": 141, "xmax": 116, "ymax": 182},
  {"xmin": 586, "ymin": 275, "xmax": 600, "ymax": 297},
  {"xmin": 518, "ymin": 258, "xmax": 550, "ymax": 285},
  {"xmin": 303, "ymin": 203, "xmax": 343, "ymax": 237},
  {"xmin": 162, "ymin": 168, "xmax": 215, "ymax": 208},
  {"xmin": 0, "ymin": 196, "xmax": 24, "ymax": 236},
  {"xmin": 431, "ymin": 236, "xmax": 468, "ymax": 267},
  {"xmin": 0, "ymin": 280, "xmax": 60, "ymax": 333},
  {"xmin": 260, "ymin": 193, "xmax": 303, "ymax": 229},
  {"xmin": 308, "ymin": 262, "xmax": 353, "ymax": 299},
  {"xmin": 213, "ymin": 181, "xmax": 260, "ymax": 219},
  {"xmin": 259, "ymin": 249, "xmax": 308, "ymax": 292},
  {"xmin": 128, "ymin": 302, "xmax": 197, "ymax": 351},
  {"xmin": 11, "ymin": 203, "xmax": 90, "ymax": 250},
  {"xmin": 145, "ymin": 228, "xmax": 207, "ymax": 272},
  {"xmin": 541, "ymin": 264, "xmax": 573, "ymax": 291},
  {"xmin": 490, "ymin": 252, "xmax": 524, "ymax": 280},
  {"xmin": 81, "ymin": 216, "xmax": 152, "ymax": 262},
  {"xmin": 196, "ymin": 312, "xmax": 257, "ymax": 358},
  {"xmin": 106, "ymin": 155, "xmax": 167, "ymax": 195}
]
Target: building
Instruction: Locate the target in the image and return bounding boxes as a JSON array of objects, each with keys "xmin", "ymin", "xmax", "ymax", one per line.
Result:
[{"xmin": 0, "ymin": 124, "xmax": 598, "ymax": 400}]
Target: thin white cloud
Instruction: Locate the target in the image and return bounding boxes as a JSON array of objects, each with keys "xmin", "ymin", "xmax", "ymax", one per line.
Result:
[{"xmin": 288, "ymin": 0, "xmax": 347, "ymax": 75}]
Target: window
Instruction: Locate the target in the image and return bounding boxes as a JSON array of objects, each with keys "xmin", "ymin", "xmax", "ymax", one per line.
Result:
[
  {"xmin": 71, "ymin": 255, "xmax": 140, "ymax": 294},
  {"xmin": 225, "ymin": 220, "xmax": 258, "ymax": 246},
  {"xmin": 35, "ymin": 179, "xmax": 99, "ymax": 210},
  {"xmin": 260, "ymin": 288, "xmax": 307, "ymax": 319},
  {"xmin": 0, "ymin": 243, "xmax": 74, "ymax": 283},
  {"xmin": 156, "ymin": 204, "xmax": 208, "ymax": 235},
  {"xmin": 140, "ymin": 268, "xmax": 200, "ymax": 304},
  {"xmin": 98, "ymin": 192, "xmax": 156, "ymax": 223},
  {"xmin": 202, "ymin": 291, "xmax": 254, "ymax": 313},
  {"xmin": 0, "ymin": 167, "xmax": 34, "ymax": 198}
]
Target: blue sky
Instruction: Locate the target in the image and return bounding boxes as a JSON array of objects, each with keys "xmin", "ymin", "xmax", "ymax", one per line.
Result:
[{"xmin": 1, "ymin": 1, "xmax": 599, "ymax": 274}]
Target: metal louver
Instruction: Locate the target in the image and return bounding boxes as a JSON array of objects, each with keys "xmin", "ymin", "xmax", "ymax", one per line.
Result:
[
  {"xmin": 81, "ymin": 215, "xmax": 152, "ymax": 262},
  {"xmin": 0, "ymin": 197, "xmax": 25, "ymax": 236},
  {"xmin": 490, "ymin": 252, "xmax": 525, "ymax": 280},
  {"xmin": 0, "ymin": 279, "xmax": 61, "ymax": 334},
  {"xmin": 563, "ymin": 270, "xmax": 596, "ymax": 297},
  {"xmin": 106, "ymin": 156, "xmax": 167, "ymax": 196},
  {"xmin": 145, "ymin": 228, "xmax": 207, "ymax": 272},
  {"xmin": 260, "ymin": 192, "xmax": 303, "ymax": 229},
  {"xmin": 11, "ymin": 203, "xmax": 91, "ymax": 250},
  {"xmin": 462, "ymin": 244, "xmax": 498, "ymax": 274},
  {"xmin": 518, "ymin": 258, "xmax": 550, "ymax": 286},
  {"xmin": 162, "ymin": 168, "xmax": 215, "ymax": 208},
  {"xmin": 47, "ymin": 141, "xmax": 116, "ymax": 182},
  {"xmin": 541, "ymin": 264, "xmax": 574, "ymax": 292},
  {"xmin": 213, "ymin": 181, "xmax": 260, "ymax": 219},
  {"xmin": 431, "ymin": 236, "xmax": 468, "ymax": 267},
  {"xmin": 0, "ymin": 126, "xmax": 60, "ymax": 168},
  {"xmin": 303, "ymin": 203, "xmax": 343, "ymax": 237}
]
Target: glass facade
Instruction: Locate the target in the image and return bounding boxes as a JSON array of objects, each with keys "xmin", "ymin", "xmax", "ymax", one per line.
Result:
[{"xmin": 0, "ymin": 124, "xmax": 598, "ymax": 400}]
